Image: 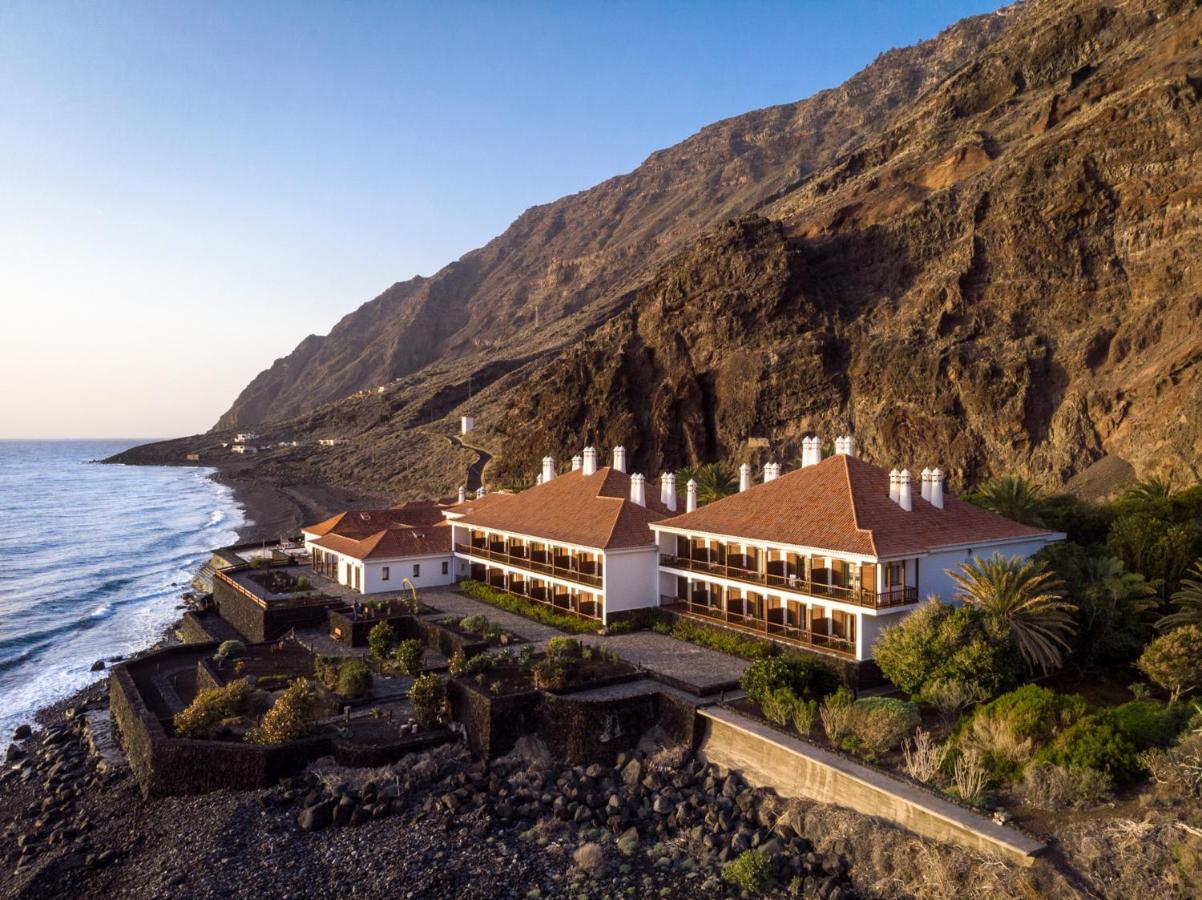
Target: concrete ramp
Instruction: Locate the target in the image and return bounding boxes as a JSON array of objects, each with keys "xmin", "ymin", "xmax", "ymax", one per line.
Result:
[{"xmin": 697, "ymin": 706, "xmax": 1044, "ymax": 866}]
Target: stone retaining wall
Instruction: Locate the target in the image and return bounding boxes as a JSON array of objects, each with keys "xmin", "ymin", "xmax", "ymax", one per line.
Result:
[
  {"xmin": 213, "ymin": 575, "xmax": 332, "ymax": 643},
  {"xmin": 696, "ymin": 707, "xmax": 1044, "ymax": 866}
]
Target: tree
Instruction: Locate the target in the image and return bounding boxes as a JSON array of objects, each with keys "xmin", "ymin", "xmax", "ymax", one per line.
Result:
[
  {"xmin": 950, "ymin": 554, "xmax": 1075, "ymax": 675},
  {"xmin": 1137, "ymin": 626, "xmax": 1202, "ymax": 703},
  {"xmin": 969, "ymin": 476, "xmax": 1046, "ymax": 526},
  {"xmin": 1158, "ymin": 560, "xmax": 1202, "ymax": 630},
  {"xmin": 1072, "ymin": 555, "xmax": 1157, "ymax": 667},
  {"xmin": 872, "ymin": 598, "xmax": 1022, "ymax": 698},
  {"xmin": 1106, "ymin": 512, "xmax": 1200, "ymax": 600},
  {"xmin": 676, "ymin": 462, "xmax": 738, "ymax": 504}
]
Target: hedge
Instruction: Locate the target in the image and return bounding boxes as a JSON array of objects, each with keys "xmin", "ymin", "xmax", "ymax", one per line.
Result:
[{"xmin": 458, "ymin": 581, "xmax": 601, "ymax": 634}]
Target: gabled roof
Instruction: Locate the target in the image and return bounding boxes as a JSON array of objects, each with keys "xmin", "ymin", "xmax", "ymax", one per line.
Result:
[
  {"xmin": 302, "ymin": 500, "xmax": 453, "ymax": 539},
  {"xmin": 451, "ymin": 467, "xmax": 673, "ymax": 550},
  {"xmin": 655, "ymin": 454, "xmax": 1056, "ymax": 558},
  {"xmin": 312, "ymin": 521, "xmax": 451, "ymax": 560}
]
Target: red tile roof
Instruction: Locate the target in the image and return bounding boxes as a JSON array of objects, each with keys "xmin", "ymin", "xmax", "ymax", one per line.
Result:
[
  {"xmin": 451, "ymin": 468, "xmax": 672, "ymax": 550},
  {"xmin": 311, "ymin": 521, "xmax": 451, "ymax": 560},
  {"xmin": 303, "ymin": 500, "xmax": 455, "ymax": 560},
  {"xmin": 656, "ymin": 454, "xmax": 1055, "ymax": 558}
]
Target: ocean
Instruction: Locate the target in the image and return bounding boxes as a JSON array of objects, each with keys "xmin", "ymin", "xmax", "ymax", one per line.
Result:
[{"xmin": 0, "ymin": 440, "xmax": 243, "ymax": 742}]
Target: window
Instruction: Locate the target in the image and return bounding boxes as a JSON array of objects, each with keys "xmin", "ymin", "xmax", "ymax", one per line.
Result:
[
  {"xmin": 382, "ymin": 566, "xmax": 390, "ymax": 581},
  {"xmin": 412, "ymin": 564, "xmax": 421, "ymax": 578},
  {"xmin": 441, "ymin": 561, "xmax": 449, "ymax": 575}
]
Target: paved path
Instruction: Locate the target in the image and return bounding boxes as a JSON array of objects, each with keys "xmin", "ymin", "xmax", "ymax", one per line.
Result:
[
  {"xmin": 419, "ymin": 587, "xmax": 749, "ymax": 695},
  {"xmin": 447, "ymin": 435, "xmax": 492, "ymax": 493}
]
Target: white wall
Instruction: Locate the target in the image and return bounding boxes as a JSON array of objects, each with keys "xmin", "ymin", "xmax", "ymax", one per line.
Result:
[
  {"xmin": 602, "ymin": 547, "xmax": 660, "ymax": 621},
  {"xmin": 859, "ymin": 611, "xmax": 898, "ymax": 661},
  {"xmin": 361, "ymin": 554, "xmax": 456, "ymax": 594},
  {"xmin": 918, "ymin": 537, "xmax": 1059, "ymax": 603}
]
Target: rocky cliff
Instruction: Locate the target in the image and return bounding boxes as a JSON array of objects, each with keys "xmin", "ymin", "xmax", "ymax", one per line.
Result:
[{"xmin": 126, "ymin": 0, "xmax": 1202, "ymax": 500}]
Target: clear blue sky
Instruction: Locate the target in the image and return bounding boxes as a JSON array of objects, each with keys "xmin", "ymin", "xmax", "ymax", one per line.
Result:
[{"xmin": 0, "ymin": 0, "xmax": 1003, "ymax": 439}]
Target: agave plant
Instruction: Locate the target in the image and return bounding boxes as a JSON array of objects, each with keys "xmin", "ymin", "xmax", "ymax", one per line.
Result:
[
  {"xmin": 676, "ymin": 462, "xmax": 738, "ymax": 504},
  {"xmin": 1158, "ymin": 560, "xmax": 1202, "ymax": 630},
  {"xmin": 971, "ymin": 475, "xmax": 1046, "ymax": 526},
  {"xmin": 950, "ymin": 553, "xmax": 1075, "ymax": 675}
]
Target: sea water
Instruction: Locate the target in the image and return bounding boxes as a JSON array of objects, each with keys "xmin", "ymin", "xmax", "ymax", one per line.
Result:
[{"xmin": 0, "ymin": 440, "xmax": 243, "ymax": 742}]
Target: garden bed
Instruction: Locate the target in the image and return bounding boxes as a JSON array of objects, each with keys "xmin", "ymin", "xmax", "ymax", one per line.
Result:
[
  {"xmin": 457, "ymin": 579, "xmax": 602, "ymax": 634},
  {"xmin": 248, "ymin": 569, "xmax": 312, "ymax": 595}
]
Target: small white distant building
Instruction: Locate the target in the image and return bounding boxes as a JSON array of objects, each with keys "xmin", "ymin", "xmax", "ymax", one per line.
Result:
[
  {"xmin": 318, "ymin": 438, "xmax": 344, "ymax": 447},
  {"xmin": 231, "ymin": 445, "xmax": 257, "ymax": 455},
  {"xmin": 233, "ymin": 432, "xmax": 259, "ymax": 444},
  {"xmin": 461, "ymin": 416, "xmax": 474, "ymax": 435}
]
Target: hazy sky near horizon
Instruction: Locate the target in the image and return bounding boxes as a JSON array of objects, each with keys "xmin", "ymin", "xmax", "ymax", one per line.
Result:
[{"xmin": 0, "ymin": 0, "xmax": 1003, "ymax": 440}]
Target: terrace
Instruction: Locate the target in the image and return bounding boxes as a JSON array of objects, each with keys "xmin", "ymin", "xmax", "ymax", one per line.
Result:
[
  {"xmin": 468, "ymin": 561, "xmax": 602, "ymax": 621},
  {"xmin": 658, "ymin": 552, "xmax": 917, "ymax": 609},
  {"xmin": 660, "ymin": 594, "xmax": 856, "ymax": 659},
  {"xmin": 456, "ymin": 533, "xmax": 604, "ymax": 590}
]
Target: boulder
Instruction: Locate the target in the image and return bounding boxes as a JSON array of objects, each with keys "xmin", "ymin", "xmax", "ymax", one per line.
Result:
[{"xmin": 297, "ymin": 800, "xmax": 335, "ymax": 832}]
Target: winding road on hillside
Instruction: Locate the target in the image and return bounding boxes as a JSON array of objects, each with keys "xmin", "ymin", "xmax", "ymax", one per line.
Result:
[{"xmin": 447, "ymin": 434, "xmax": 491, "ymax": 492}]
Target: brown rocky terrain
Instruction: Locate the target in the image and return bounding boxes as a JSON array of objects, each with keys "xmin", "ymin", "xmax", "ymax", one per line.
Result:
[{"xmin": 116, "ymin": 0, "xmax": 1202, "ymax": 504}]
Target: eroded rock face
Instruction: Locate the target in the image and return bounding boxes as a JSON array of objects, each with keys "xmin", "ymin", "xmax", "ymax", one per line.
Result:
[
  {"xmin": 490, "ymin": 0, "xmax": 1202, "ymax": 490},
  {"xmin": 142, "ymin": 0, "xmax": 1201, "ymax": 497}
]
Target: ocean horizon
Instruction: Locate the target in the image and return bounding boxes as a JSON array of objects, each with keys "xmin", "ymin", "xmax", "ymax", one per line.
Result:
[{"xmin": 0, "ymin": 440, "xmax": 243, "ymax": 743}]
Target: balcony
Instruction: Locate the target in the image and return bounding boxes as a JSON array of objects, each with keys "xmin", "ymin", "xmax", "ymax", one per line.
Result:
[
  {"xmin": 456, "ymin": 543, "xmax": 603, "ymax": 589},
  {"xmin": 658, "ymin": 555, "xmax": 917, "ymax": 609},
  {"xmin": 661, "ymin": 597, "xmax": 856, "ymax": 658}
]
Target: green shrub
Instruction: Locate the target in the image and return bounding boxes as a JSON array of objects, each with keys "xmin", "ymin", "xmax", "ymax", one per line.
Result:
[
  {"xmin": 1139, "ymin": 626, "xmax": 1202, "ymax": 703},
  {"xmin": 368, "ymin": 621, "xmax": 397, "ymax": 659},
  {"xmin": 1110, "ymin": 699, "xmax": 1194, "ymax": 747},
  {"xmin": 336, "ymin": 659, "xmax": 372, "ymax": 699},
  {"xmin": 872, "ymin": 600, "xmax": 1022, "ymax": 699},
  {"xmin": 448, "ymin": 649, "xmax": 467, "ymax": 678},
  {"xmin": 393, "ymin": 638, "xmax": 426, "ymax": 675},
  {"xmin": 649, "ymin": 614, "xmax": 777, "ymax": 659},
  {"xmin": 407, "ymin": 673, "xmax": 445, "ymax": 728},
  {"xmin": 532, "ymin": 659, "xmax": 568, "ymax": 690},
  {"xmin": 722, "ymin": 848, "xmax": 773, "ymax": 893},
  {"xmin": 212, "ymin": 640, "xmax": 246, "ymax": 666},
  {"xmin": 246, "ymin": 678, "xmax": 315, "ymax": 744},
  {"xmin": 458, "ymin": 580, "xmax": 601, "ymax": 634},
  {"xmin": 458, "ymin": 615, "xmax": 489, "ymax": 634},
  {"xmin": 820, "ymin": 686, "xmax": 855, "ymax": 744},
  {"xmin": 955, "ymin": 685, "xmax": 1089, "ymax": 784},
  {"xmin": 295, "ymin": 575, "xmax": 310, "ymax": 590},
  {"xmin": 847, "ymin": 697, "xmax": 920, "ymax": 754},
  {"xmin": 314, "ymin": 656, "xmax": 341, "ymax": 690},
  {"xmin": 1034, "ymin": 714, "xmax": 1141, "ymax": 783},
  {"xmin": 173, "ymin": 678, "xmax": 253, "ymax": 738},
  {"xmin": 792, "ymin": 698, "xmax": 818, "ymax": 738},
  {"xmin": 740, "ymin": 656, "xmax": 840, "ymax": 707},
  {"xmin": 545, "ymin": 636, "xmax": 583, "ymax": 661},
  {"xmin": 603, "ymin": 618, "xmax": 636, "ymax": 635},
  {"xmin": 1021, "ymin": 761, "xmax": 1113, "ymax": 810},
  {"xmin": 760, "ymin": 687, "xmax": 798, "ymax": 726},
  {"xmin": 462, "ymin": 652, "xmax": 496, "ymax": 677}
]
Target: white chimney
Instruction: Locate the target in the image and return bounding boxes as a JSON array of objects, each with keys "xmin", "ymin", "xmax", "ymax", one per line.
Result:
[
  {"xmin": 476, "ymin": 486, "xmax": 486, "ymax": 499},
  {"xmin": 739, "ymin": 463, "xmax": 752, "ymax": 492},
  {"xmin": 613, "ymin": 446, "xmax": 627, "ymax": 473},
  {"xmin": 582, "ymin": 447, "xmax": 598, "ymax": 476},
  {"xmin": 686, "ymin": 479, "xmax": 698, "ymax": 512},
  {"xmin": 458, "ymin": 486, "xmax": 466, "ymax": 503},
  {"xmin": 763, "ymin": 462, "xmax": 780, "ymax": 483},
  {"xmin": 571, "ymin": 454, "xmax": 583, "ymax": 472},
  {"xmin": 812, "ymin": 436, "xmax": 824, "ymax": 465},
  {"xmin": 920, "ymin": 468, "xmax": 932, "ymax": 502},
  {"xmin": 889, "ymin": 468, "xmax": 901, "ymax": 503},
  {"xmin": 541, "ymin": 456, "xmax": 556, "ymax": 483},
  {"xmin": 800, "ymin": 437, "xmax": 814, "ymax": 468},
  {"xmin": 930, "ymin": 468, "xmax": 945, "ymax": 509},
  {"xmin": 835, "ymin": 435, "xmax": 855, "ymax": 456},
  {"xmin": 772, "ymin": 462, "xmax": 782, "ymax": 480},
  {"xmin": 898, "ymin": 469, "xmax": 913, "ymax": 512},
  {"xmin": 536, "ymin": 473, "xmax": 543, "ymax": 485},
  {"xmin": 660, "ymin": 472, "xmax": 677, "ymax": 512},
  {"xmin": 630, "ymin": 473, "xmax": 646, "ymax": 507},
  {"xmin": 834, "ymin": 436, "xmax": 845, "ymax": 455}
]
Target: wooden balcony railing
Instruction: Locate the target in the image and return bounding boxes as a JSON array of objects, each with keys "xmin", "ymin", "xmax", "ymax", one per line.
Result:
[
  {"xmin": 478, "ymin": 576, "xmax": 602, "ymax": 621},
  {"xmin": 661, "ymin": 597, "xmax": 856, "ymax": 658},
  {"xmin": 456, "ymin": 543, "xmax": 603, "ymax": 588},
  {"xmin": 658, "ymin": 555, "xmax": 917, "ymax": 609}
]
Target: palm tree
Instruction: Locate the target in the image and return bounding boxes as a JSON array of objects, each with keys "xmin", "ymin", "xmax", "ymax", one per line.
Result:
[
  {"xmin": 950, "ymin": 553, "xmax": 1075, "ymax": 675},
  {"xmin": 1123, "ymin": 476, "xmax": 1175, "ymax": 503},
  {"xmin": 971, "ymin": 475, "xmax": 1046, "ymax": 526},
  {"xmin": 1159, "ymin": 560, "xmax": 1202, "ymax": 630},
  {"xmin": 676, "ymin": 462, "xmax": 737, "ymax": 505}
]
